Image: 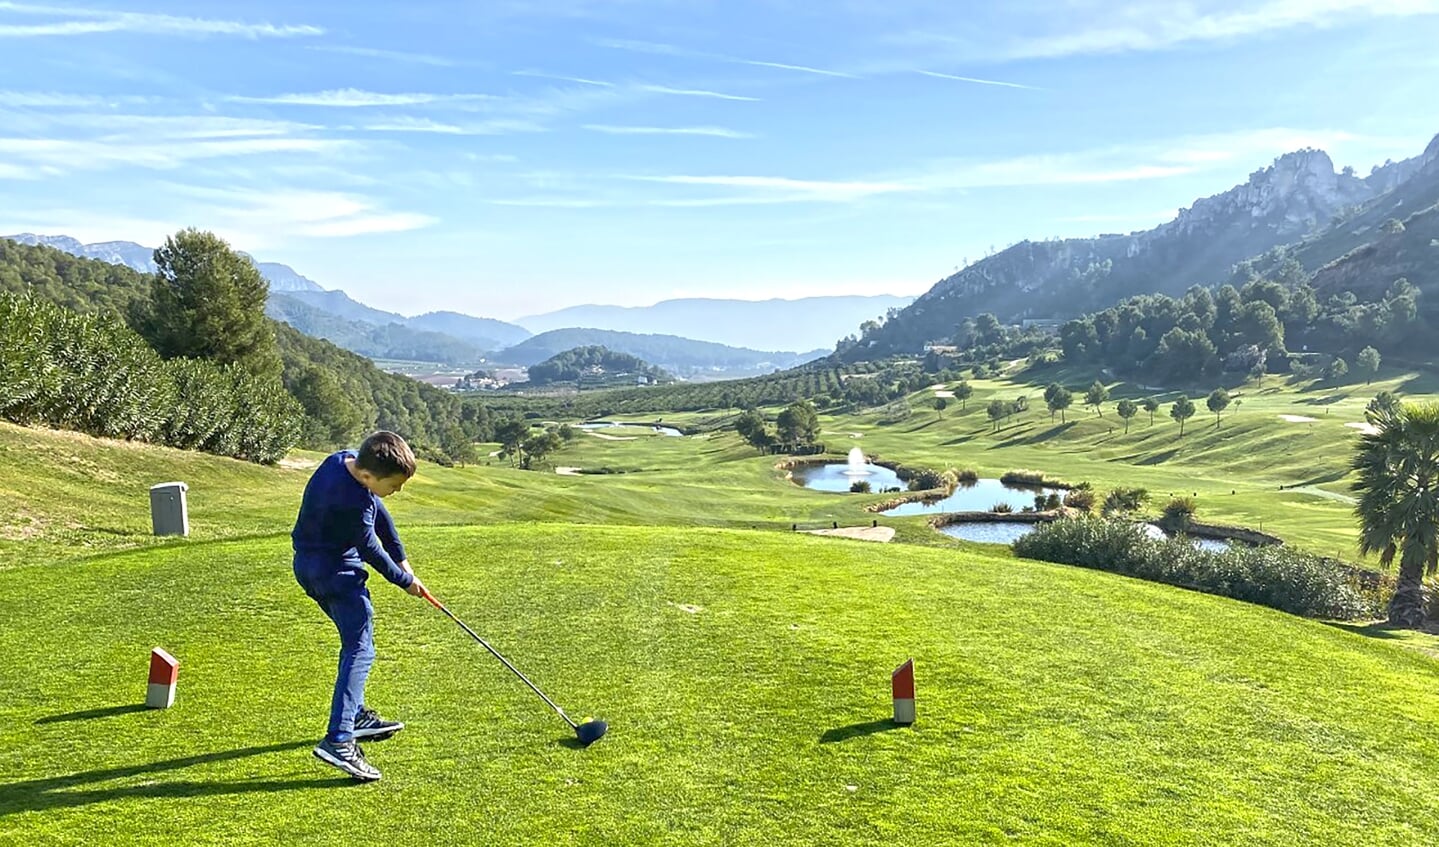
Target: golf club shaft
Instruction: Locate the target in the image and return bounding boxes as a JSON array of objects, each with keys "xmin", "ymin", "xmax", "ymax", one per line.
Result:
[{"xmin": 420, "ymin": 588, "xmax": 578, "ymax": 729}]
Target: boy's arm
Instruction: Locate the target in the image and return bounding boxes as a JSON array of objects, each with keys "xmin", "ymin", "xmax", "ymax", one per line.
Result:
[
  {"xmin": 344, "ymin": 501, "xmax": 414, "ymax": 590},
  {"xmin": 374, "ymin": 499, "xmax": 408, "ymax": 566}
]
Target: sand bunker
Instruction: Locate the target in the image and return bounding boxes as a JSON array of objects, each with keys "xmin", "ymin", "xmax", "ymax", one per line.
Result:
[
  {"xmin": 803, "ymin": 526, "xmax": 896, "ymax": 543},
  {"xmin": 1345, "ymin": 422, "xmax": 1379, "ymax": 435},
  {"xmin": 586, "ymin": 431, "xmax": 636, "ymax": 441},
  {"xmin": 554, "ymin": 466, "xmax": 581, "ymax": 475},
  {"xmin": 934, "ymin": 390, "xmax": 955, "ymax": 398},
  {"xmin": 1278, "ymin": 414, "xmax": 1318, "ymax": 423}
]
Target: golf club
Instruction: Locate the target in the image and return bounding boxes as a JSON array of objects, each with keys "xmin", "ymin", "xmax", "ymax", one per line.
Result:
[{"xmin": 419, "ymin": 587, "xmax": 608, "ymax": 747}]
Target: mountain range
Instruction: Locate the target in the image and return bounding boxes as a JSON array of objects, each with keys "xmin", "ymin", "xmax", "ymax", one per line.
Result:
[
  {"xmin": 499, "ymin": 328, "xmax": 827, "ymax": 377},
  {"xmin": 4, "ymin": 232, "xmax": 901, "ymax": 371},
  {"xmin": 847, "ymin": 131, "xmax": 1439, "ymax": 360},
  {"xmin": 516, "ymin": 295, "xmax": 914, "ymax": 352}
]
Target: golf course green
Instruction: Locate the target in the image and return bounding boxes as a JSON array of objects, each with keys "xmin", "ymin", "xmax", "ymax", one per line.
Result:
[{"xmin": 6, "ymin": 365, "xmax": 1439, "ymax": 845}]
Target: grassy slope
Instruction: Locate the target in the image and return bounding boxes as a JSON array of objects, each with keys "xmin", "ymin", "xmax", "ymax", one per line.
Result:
[
  {"xmin": 5, "ymin": 525, "xmax": 1439, "ymax": 846},
  {"xmin": 814, "ymin": 366, "xmax": 1410, "ymax": 558}
]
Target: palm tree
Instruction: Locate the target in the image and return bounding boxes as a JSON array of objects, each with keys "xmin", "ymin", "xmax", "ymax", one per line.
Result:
[{"xmin": 1352, "ymin": 401, "xmax": 1439, "ymax": 628}]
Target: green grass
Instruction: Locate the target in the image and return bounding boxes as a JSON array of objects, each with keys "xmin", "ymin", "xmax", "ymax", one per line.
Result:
[{"xmin": 7, "ymin": 524, "xmax": 1439, "ymax": 845}]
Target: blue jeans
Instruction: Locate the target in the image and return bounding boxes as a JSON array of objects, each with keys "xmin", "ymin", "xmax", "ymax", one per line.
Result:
[{"xmin": 294, "ymin": 559, "xmax": 374, "ymax": 744}]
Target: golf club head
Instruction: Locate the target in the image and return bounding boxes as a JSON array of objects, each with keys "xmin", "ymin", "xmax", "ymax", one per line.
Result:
[{"xmin": 575, "ymin": 719, "xmax": 608, "ymax": 747}]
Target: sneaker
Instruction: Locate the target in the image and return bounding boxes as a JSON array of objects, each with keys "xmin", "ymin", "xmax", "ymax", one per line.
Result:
[
  {"xmin": 353, "ymin": 706, "xmax": 404, "ymax": 741},
  {"xmin": 312, "ymin": 738, "xmax": 381, "ymax": 782}
]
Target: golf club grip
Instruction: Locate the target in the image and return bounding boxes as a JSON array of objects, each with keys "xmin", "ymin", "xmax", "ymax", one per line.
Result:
[{"xmin": 423, "ymin": 589, "xmax": 577, "ymax": 729}]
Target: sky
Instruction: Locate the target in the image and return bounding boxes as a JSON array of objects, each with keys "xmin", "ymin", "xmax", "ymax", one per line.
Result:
[{"xmin": 1, "ymin": 1, "xmax": 1437, "ymax": 321}]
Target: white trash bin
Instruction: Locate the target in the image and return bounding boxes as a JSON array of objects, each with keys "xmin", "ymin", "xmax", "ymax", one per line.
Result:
[{"xmin": 149, "ymin": 482, "xmax": 190, "ymax": 537}]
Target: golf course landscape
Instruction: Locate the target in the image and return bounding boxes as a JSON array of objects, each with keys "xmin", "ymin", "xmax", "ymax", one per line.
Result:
[{"xmin": 7, "ymin": 360, "xmax": 1439, "ymax": 846}]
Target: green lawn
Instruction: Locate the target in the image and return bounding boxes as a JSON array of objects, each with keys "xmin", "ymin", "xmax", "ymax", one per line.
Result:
[
  {"xmin": 7, "ymin": 369, "xmax": 1439, "ymax": 844},
  {"xmin": 6, "ymin": 524, "xmax": 1439, "ymax": 845}
]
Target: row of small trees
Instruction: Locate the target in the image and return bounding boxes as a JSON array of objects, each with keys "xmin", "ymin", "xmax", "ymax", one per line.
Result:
[{"xmin": 0, "ymin": 293, "xmax": 301, "ymax": 462}]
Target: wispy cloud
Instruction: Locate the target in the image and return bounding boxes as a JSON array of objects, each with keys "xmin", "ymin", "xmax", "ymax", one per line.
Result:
[
  {"xmin": 583, "ymin": 124, "xmax": 755, "ymax": 138},
  {"xmin": 168, "ymin": 185, "xmax": 437, "ymax": 242},
  {"xmin": 915, "ymin": 70, "xmax": 1039, "ymax": 90},
  {"xmin": 231, "ymin": 88, "xmax": 499, "ymax": 107},
  {"xmin": 595, "ymin": 37, "xmax": 858, "ymax": 80},
  {"xmin": 637, "ymin": 84, "xmax": 760, "ymax": 102},
  {"xmin": 307, "ymin": 44, "xmax": 459, "ymax": 66},
  {"xmin": 739, "ymin": 60, "xmax": 854, "ymax": 78},
  {"xmin": 0, "ymin": 1, "xmax": 323, "ymax": 38},
  {"xmin": 0, "ymin": 135, "xmax": 351, "ymax": 174},
  {"xmin": 627, "ymin": 174, "xmax": 912, "ymax": 201},
  {"xmin": 511, "ymin": 70, "xmax": 615, "ymax": 87},
  {"xmin": 904, "ymin": 127, "xmax": 1383, "ymax": 191},
  {"xmin": 0, "ymin": 90, "xmax": 152, "ymax": 106},
  {"xmin": 362, "ymin": 116, "xmax": 547, "ymax": 135},
  {"xmin": 901, "ymin": 0, "xmax": 1439, "ymax": 61}
]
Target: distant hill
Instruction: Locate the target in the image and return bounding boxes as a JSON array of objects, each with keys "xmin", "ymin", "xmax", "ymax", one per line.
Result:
[
  {"xmin": 406, "ymin": 310, "xmax": 532, "ymax": 350},
  {"xmin": 2, "ymin": 233, "xmax": 325, "ymax": 293},
  {"xmin": 267, "ymin": 293, "xmax": 489, "ymax": 365},
  {"xmin": 845, "ymin": 133, "xmax": 1439, "ymax": 361},
  {"xmin": 525, "ymin": 345, "xmax": 672, "ymax": 386},
  {"xmin": 517, "ymin": 295, "xmax": 914, "ymax": 352},
  {"xmin": 495, "ymin": 328, "xmax": 825, "ymax": 378}
]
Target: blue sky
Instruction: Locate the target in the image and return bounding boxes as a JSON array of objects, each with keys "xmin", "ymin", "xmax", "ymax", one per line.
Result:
[{"xmin": 1, "ymin": 1, "xmax": 1437, "ymax": 321}]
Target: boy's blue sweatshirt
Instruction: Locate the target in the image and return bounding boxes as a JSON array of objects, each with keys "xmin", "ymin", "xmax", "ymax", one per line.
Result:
[{"xmin": 292, "ymin": 450, "xmax": 413, "ymax": 589}]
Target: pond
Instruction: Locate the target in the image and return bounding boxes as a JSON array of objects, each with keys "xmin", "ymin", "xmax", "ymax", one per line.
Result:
[
  {"xmin": 789, "ymin": 461, "xmax": 905, "ymax": 493},
  {"xmin": 881, "ymin": 479, "xmax": 1067, "ymax": 516},
  {"xmin": 938, "ymin": 521, "xmax": 1037, "ymax": 545},
  {"xmin": 939, "ymin": 520, "xmax": 1233, "ymax": 550},
  {"xmin": 578, "ymin": 421, "xmax": 683, "ymax": 437}
]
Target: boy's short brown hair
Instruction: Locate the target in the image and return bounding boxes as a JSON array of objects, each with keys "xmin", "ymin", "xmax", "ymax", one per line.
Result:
[{"xmin": 356, "ymin": 431, "xmax": 417, "ymax": 480}]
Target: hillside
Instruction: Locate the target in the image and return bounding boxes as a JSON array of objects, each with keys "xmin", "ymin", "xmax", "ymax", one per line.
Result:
[
  {"xmin": 848, "ymin": 134, "xmax": 1439, "ymax": 360},
  {"xmin": 267, "ymin": 293, "xmax": 489, "ymax": 365},
  {"xmin": 407, "ymin": 310, "xmax": 532, "ymax": 350},
  {"xmin": 518, "ymin": 295, "xmax": 914, "ymax": 352},
  {"xmin": 497, "ymin": 327, "xmax": 825, "ymax": 377},
  {"xmin": 2, "ymin": 233, "xmax": 325, "ymax": 292}
]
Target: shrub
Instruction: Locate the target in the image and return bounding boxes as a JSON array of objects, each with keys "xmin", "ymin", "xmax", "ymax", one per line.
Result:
[
  {"xmin": 1001, "ymin": 468, "xmax": 1071, "ymax": 488},
  {"xmin": 992, "ymin": 502, "xmax": 1014, "ymax": 513},
  {"xmin": 1063, "ymin": 488, "xmax": 1097, "ymax": 512},
  {"xmin": 1012, "ymin": 517, "xmax": 1376, "ymax": 619},
  {"xmin": 906, "ymin": 467, "xmax": 950, "ymax": 491},
  {"xmin": 1161, "ymin": 496, "xmax": 1197, "ymax": 532},
  {"xmin": 1102, "ymin": 487, "xmax": 1150, "ymax": 516},
  {"xmin": 956, "ymin": 468, "xmax": 979, "ymax": 483},
  {"xmin": 1045, "ymin": 493, "xmax": 1064, "ymax": 510},
  {"xmin": 850, "ymin": 480, "xmax": 872, "ymax": 493}
]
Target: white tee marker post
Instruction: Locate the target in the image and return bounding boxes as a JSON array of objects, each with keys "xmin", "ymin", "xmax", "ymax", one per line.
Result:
[
  {"xmin": 892, "ymin": 659, "xmax": 915, "ymax": 725},
  {"xmin": 147, "ymin": 648, "xmax": 179, "ymax": 709}
]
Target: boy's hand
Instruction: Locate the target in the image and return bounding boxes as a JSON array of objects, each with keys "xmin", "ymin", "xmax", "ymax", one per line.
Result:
[{"xmin": 406, "ymin": 575, "xmax": 426, "ymax": 597}]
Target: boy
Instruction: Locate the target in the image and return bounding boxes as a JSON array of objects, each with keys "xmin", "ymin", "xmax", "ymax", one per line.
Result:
[{"xmin": 292, "ymin": 430, "xmax": 426, "ymax": 782}]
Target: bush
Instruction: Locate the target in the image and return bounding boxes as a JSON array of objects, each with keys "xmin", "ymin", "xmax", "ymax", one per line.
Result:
[
  {"xmin": 1001, "ymin": 468, "xmax": 1071, "ymax": 488},
  {"xmin": 906, "ymin": 467, "xmax": 950, "ymax": 491},
  {"xmin": 1102, "ymin": 487, "xmax": 1150, "ymax": 516},
  {"xmin": 850, "ymin": 480, "xmax": 872, "ymax": 493},
  {"xmin": 1012, "ymin": 517, "xmax": 1376, "ymax": 619},
  {"xmin": 956, "ymin": 468, "xmax": 979, "ymax": 483},
  {"xmin": 0, "ymin": 293, "xmax": 300, "ymax": 463},
  {"xmin": 991, "ymin": 502, "xmax": 1013, "ymax": 513},
  {"xmin": 1063, "ymin": 488, "xmax": 1097, "ymax": 512},
  {"xmin": 1161, "ymin": 496, "xmax": 1197, "ymax": 531}
]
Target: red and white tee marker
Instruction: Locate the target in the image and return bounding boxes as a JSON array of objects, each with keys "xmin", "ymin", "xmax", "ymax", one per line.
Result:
[
  {"xmin": 892, "ymin": 659, "xmax": 915, "ymax": 725},
  {"xmin": 147, "ymin": 647, "xmax": 179, "ymax": 709}
]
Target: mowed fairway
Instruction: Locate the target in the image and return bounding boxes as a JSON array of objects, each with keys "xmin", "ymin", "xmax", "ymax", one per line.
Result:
[{"xmin": 5, "ymin": 524, "xmax": 1439, "ymax": 845}]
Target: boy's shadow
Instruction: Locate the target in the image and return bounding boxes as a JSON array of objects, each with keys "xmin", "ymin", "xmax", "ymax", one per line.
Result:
[{"xmin": 0, "ymin": 740, "xmax": 355, "ymax": 816}]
